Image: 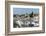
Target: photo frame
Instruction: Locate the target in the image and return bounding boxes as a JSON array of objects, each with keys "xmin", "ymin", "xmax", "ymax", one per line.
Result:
[{"xmin": 5, "ymin": 1, "xmax": 45, "ymax": 36}]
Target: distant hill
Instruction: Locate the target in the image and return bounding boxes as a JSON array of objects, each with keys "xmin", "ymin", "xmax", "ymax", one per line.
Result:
[{"xmin": 13, "ymin": 12, "xmax": 38, "ymax": 17}]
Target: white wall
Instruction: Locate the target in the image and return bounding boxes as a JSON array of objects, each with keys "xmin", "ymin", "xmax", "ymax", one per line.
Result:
[
  {"xmin": 0, "ymin": 0, "xmax": 5, "ymax": 36},
  {"xmin": 0, "ymin": 0, "xmax": 46, "ymax": 36}
]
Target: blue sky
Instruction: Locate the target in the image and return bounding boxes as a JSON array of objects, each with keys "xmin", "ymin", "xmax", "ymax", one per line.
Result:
[{"xmin": 13, "ymin": 8, "xmax": 39, "ymax": 15}]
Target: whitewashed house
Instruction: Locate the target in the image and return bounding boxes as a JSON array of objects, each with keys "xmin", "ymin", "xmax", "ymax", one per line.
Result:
[{"xmin": 31, "ymin": 16, "xmax": 39, "ymax": 27}]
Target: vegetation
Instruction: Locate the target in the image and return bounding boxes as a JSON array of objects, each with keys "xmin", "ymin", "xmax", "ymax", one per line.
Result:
[
  {"xmin": 13, "ymin": 15, "xmax": 16, "ymax": 17},
  {"xmin": 13, "ymin": 11, "xmax": 38, "ymax": 18},
  {"xmin": 29, "ymin": 12, "xmax": 34, "ymax": 17}
]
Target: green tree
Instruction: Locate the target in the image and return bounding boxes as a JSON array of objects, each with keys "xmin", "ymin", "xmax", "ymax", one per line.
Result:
[{"xmin": 29, "ymin": 11, "xmax": 34, "ymax": 17}]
